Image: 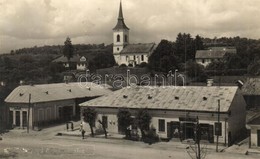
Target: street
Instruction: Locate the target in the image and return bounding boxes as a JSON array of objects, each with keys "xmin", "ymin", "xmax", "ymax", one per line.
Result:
[{"xmin": 0, "ymin": 125, "xmax": 259, "ymax": 159}]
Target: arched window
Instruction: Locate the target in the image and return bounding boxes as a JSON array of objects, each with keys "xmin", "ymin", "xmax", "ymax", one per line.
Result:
[
  {"xmin": 125, "ymin": 35, "xmax": 128, "ymax": 42},
  {"xmin": 117, "ymin": 34, "xmax": 120, "ymax": 42}
]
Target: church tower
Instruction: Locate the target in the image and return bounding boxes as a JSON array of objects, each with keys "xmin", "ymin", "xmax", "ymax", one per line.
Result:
[{"xmin": 113, "ymin": 1, "xmax": 129, "ymax": 64}]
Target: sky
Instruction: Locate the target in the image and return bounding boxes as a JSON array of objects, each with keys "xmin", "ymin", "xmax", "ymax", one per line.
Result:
[{"xmin": 0, "ymin": 0, "xmax": 260, "ymax": 54}]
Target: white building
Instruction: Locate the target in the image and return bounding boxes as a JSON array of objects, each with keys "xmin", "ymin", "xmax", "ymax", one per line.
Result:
[
  {"xmin": 80, "ymin": 86, "xmax": 246, "ymax": 146},
  {"xmin": 52, "ymin": 54, "xmax": 88, "ymax": 71},
  {"xmin": 5, "ymin": 82, "xmax": 112, "ymax": 130},
  {"xmin": 195, "ymin": 47, "xmax": 236, "ymax": 67},
  {"xmin": 113, "ymin": 2, "xmax": 156, "ymax": 66}
]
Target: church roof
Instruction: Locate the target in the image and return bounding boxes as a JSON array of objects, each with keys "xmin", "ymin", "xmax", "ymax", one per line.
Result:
[
  {"xmin": 120, "ymin": 43, "xmax": 156, "ymax": 54},
  {"xmin": 113, "ymin": 1, "xmax": 129, "ymax": 30}
]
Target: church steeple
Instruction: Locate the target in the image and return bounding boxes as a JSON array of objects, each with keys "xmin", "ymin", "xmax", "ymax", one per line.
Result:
[{"xmin": 113, "ymin": 1, "xmax": 129, "ymax": 30}]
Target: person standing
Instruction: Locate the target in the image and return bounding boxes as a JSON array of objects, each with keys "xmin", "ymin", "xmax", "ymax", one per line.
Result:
[{"xmin": 81, "ymin": 129, "xmax": 85, "ymax": 139}]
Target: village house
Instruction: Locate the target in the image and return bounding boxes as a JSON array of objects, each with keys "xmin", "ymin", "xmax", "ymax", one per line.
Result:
[
  {"xmin": 113, "ymin": 2, "xmax": 157, "ymax": 66},
  {"xmin": 247, "ymin": 115, "xmax": 260, "ymax": 148},
  {"xmin": 195, "ymin": 46, "xmax": 236, "ymax": 67},
  {"xmin": 242, "ymin": 77, "xmax": 260, "ymax": 109},
  {"xmin": 52, "ymin": 54, "xmax": 88, "ymax": 71},
  {"xmin": 80, "ymin": 86, "xmax": 246, "ymax": 146},
  {"xmin": 5, "ymin": 82, "xmax": 111, "ymax": 130}
]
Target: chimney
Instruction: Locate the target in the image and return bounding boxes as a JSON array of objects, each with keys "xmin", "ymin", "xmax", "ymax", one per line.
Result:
[
  {"xmin": 20, "ymin": 80, "xmax": 24, "ymax": 85},
  {"xmin": 207, "ymin": 79, "xmax": 213, "ymax": 86}
]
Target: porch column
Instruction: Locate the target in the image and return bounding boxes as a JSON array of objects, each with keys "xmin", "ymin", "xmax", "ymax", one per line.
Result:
[
  {"xmin": 20, "ymin": 111, "xmax": 23, "ymax": 128},
  {"xmin": 12, "ymin": 110, "xmax": 15, "ymax": 126}
]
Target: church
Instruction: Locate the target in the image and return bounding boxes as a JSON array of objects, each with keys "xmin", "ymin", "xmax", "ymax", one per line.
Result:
[{"xmin": 112, "ymin": 1, "xmax": 157, "ymax": 67}]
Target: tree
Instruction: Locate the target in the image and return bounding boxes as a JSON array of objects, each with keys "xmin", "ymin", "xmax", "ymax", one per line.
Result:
[
  {"xmin": 136, "ymin": 108, "xmax": 151, "ymax": 138},
  {"xmin": 83, "ymin": 108, "xmax": 97, "ymax": 137},
  {"xmin": 248, "ymin": 61, "xmax": 260, "ymax": 76},
  {"xmin": 148, "ymin": 39, "xmax": 179, "ymax": 73},
  {"xmin": 194, "ymin": 35, "xmax": 204, "ymax": 50},
  {"xmin": 98, "ymin": 119, "xmax": 107, "ymax": 138},
  {"xmin": 174, "ymin": 33, "xmax": 195, "ymax": 62},
  {"xmin": 117, "ymin": 109, "xmax": 132, "ymax": 138},
  {"xmin": 186, "ymin": 117, "xmax": 207, "ymax": 159},
  {"xmin": 185, "ymin": 60, "xmax": 207, "ymax": 82},
  {"xmin": 88, "ymin": 52, "xmax": 116, "ymax": 71},
  {"xmin": 63, "ymin": 37, "xmax": 74, "ymax": 65}
]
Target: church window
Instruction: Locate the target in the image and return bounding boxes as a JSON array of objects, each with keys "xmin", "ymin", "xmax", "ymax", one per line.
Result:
[
  {"xmin": 125, "ymin": 35, "xmax": 128, "ymax": 42},
  {"xmin": 117, "ymin": 34, "xmax": 120, "ymax": 42},
  {"xmin": 141, "ymin": 55, "xmax": 144, "ymax": 61},
  {"xmin": 117, "ymin": 47, "xmax": 119, "ymax": 51},
  {"xmin": 134, "ymin": 55, "xmax": 136, "ymax": 60}
]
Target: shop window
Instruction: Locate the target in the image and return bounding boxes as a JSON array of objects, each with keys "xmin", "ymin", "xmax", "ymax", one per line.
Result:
[{"xmin": 158, "ymin": 119, "xmax": 165, "ymax": 132}]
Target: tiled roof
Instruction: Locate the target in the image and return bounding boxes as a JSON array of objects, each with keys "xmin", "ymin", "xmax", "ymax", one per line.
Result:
[
  {"xmin": 5, "ymin": 82, "xmax": 112, "ymax": 104},
  {"xmin": 120, "ymin": 43, "xmax": 156, "ymax": 54},
  {"xmin": 247, "ymin": 115, "xmax": 260, "ymax": 125},
  {"xmin": 80, "ymin": 86, "xmax": 239, "ymax": 113},
  {"xmin": 52, "ymin": 54, "xmax": 81, "ymax": 63},
  {"xmin": 242, "ymin": 78, "xmax": 260, "ymax": 95},
  {"xmin": 195, "ymin": 47, "xmax": 236, "ymax": 59}
]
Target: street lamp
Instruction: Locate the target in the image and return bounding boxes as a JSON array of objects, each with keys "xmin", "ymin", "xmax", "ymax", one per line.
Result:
[{"xmin": 175, "ymin": 69, "xmax": 178, "ymax": 87}]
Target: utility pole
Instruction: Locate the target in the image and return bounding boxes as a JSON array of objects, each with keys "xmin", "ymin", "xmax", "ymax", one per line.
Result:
[
  {"xmin": 27, "ymin": 94, "xmax": 31, "ymax": 133},
  {"xmin": 196, "ymin": 116, "xmax": 201, "ymax": 159},
  {"xmin": 216, "ymin": 99, "xmax": 220, "ymax": 152}
]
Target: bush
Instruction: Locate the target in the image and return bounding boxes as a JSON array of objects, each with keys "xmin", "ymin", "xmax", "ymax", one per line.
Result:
[
  {"xmin": 142, "ymin": 128, "xmax": 159, "ymax": 144},
  {"xmin": 119, "ymin": 64, "xmax": 127, "ymax": 68},
  {"xmin": 139, "ymin": 62, "xmax": 148, "ymax": 68}
]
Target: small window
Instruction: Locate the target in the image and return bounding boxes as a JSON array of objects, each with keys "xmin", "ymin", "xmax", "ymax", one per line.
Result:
[
  {"xmin": 202, "ymin": 59, "xmax": 205, "ymax": 63},
  {"xmin": 133, "ymin": 55, "xmax": 136, "ymax": 60},
  {"xmin": 126, "ymin": 55, "xmax": 128, "ymax": 61},
  {"xmin": 214, "ymin": 122, "xmax": 222, "ymax": 136},
  {"xmin": 117, "ymin": 47, "xmax": 119, "ymax": 51},
  {"xmin": 102, "ymin": 116, "xmax": 108, "ymax": 129},
  {"xmin": 158, "ymin": 119, "xmax": 165, "ymax": 132},
  {"xmin": 117, "ymin": 34, "xmax": 120, "ymax": 42},
  {"xmin": 125, "ymin": 35, "xmax": 128, "ymax": 42},
  {"xmin": 141, "ymin": 55, "xmax": 144, "ymax": 61}
]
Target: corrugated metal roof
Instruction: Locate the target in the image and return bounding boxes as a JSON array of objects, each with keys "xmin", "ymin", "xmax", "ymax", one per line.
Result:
[
  {"xmin": 120, "ymin": 43, "xmax": 156, "ymax": 54},
  {"xmin": 5, "ymin": 82, "xmax": 112, "ymax": 104},
  {"xmin": 80, "ymin": 86, "xmax": 238, "ymax": 113},
  {"xmin": 195, "ymin": 47, "xmax": 236, "ymax": 59}
]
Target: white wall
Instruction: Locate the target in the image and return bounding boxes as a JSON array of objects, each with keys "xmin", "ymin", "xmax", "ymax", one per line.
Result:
[{"xmin": 250, "ymin": 126, "xmax": 260, "ymax": 148}]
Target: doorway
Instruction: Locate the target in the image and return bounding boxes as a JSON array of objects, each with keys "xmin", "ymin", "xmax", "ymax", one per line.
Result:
[
  {"xmin": 15, "ymin": 111, "xmax": 20, "ymax": 127},
  {"xmin": 182, "ymin": 123, "xmax": 195, "ymax": 140}
]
